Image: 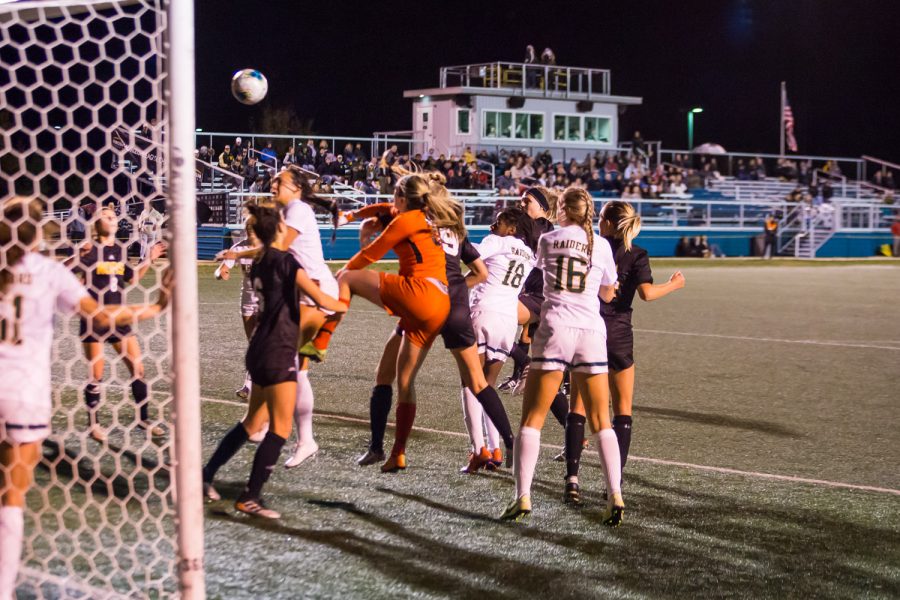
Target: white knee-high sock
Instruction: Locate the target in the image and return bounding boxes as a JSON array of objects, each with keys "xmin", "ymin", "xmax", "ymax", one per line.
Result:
[
  {"xmin": 461, "ymin": 387, "xmax": 485, "ymax": 452},
  {"xmin": 596, "ymin": 428, "xmax": 622, "ymax": 496},
  {"xmin": 484, "ymin": 413, "xmax": 500, "ymax": 451},
  {"xmin": 294, "ymin": 371, "xmax": 315, "ymax": 445},
  {"xmin": 0, "ymin": 506, "xmax": 24, "ymax": 600},
  {"xmin": 514, "ymin": 426, "xmax": 541, "ymax": 499}
]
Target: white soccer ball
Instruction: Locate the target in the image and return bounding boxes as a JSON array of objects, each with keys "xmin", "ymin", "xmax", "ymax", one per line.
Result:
[{"xmin": 230, "ymin": 69, "xmax": 268, "ymax": 105}]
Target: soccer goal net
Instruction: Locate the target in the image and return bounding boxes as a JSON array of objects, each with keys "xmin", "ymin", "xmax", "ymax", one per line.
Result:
[{"xmin": 0, "ymin": 1, "xmax": 203, "ymax": 598}]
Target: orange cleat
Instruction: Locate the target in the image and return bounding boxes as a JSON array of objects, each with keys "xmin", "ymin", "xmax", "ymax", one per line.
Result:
[
  {"xmin": 486, "ymin": 448, "xmax": 504, "ymax": 471},
  {"xmin": 460, "ymin": 447, "xmax": 492, "ymax": 474},
  {"xmin": 381, "ymin": 452, "xmax": 407, "ymax": 473}
]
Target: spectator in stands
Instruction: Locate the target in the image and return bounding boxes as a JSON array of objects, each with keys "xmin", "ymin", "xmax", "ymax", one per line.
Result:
[
  {"xmin": 540, "ymin": 47, "xmax": 556, "ymax": 65},
  {"xmin": 316, "ymin": 153, "xmax": 339, "ymax": 185},
  {"xmin": 232, "ymin": 137, "xmax": 244, "ymax": 159},
  {"xmin": 670, "ymin": 174, "xmax": 688, "ymax": 195},
  {"xmin": 283, "ymin": 145, "xmax": 296, "ymax": 166},
  {"xmin": 496, "ymin": 169, "xmax": 514, "ymax": 192},
  {"xmin": 675, "ymin": 236, "xmax": 691, "ymax": 257},
  {"xmin": 736, "ymin": 159, "xmax": 749, "ymax": 180},
  {"xmin": 218, "ymin": 144, "xmax": 233, "ymax": 169},
  {"xmin": 587, "ymin": 170, "xmax": 604, "ymax": 192},
  {"xmin": 230, "ymin": 155, "xmax": 243, "ymax": 176},
  {"xmin": 260, "ymin": 141, "xmax": 277, "ymax": 166},
  {"xmin": 631, "ymin": 130, "xmax": 645, "ymax": 157},
  {"xmin": 299, "ymin": 139, "xmax": 316, "ymax": 169},
  {"xmin": 353, "ymin": 143, "xmax": 367, "ymax": 163}
]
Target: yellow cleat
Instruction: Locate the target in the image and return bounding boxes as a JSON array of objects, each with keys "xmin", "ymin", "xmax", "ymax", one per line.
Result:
[
  {"xmin": 500, "ymin": 495, "xmax": 532, "ymax": 521},
  {"xmin": 298, "ymin": 340, "xmax": 326, "ymax": 363}
]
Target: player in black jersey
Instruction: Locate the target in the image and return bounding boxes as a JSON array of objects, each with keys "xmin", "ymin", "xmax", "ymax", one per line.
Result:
[
  {"xmin": 500, "ymin": 186, "xmax": 556, "ymax": 395},
  {"xmin": 562, "ymin": 200, "xmax": 685, "ymax": 505},
  {"xmin": 201, "ymin": 204, "xmax": 346, "ymax": 519},
  {"xmin": 343, "ymin": 171, "xmax": 519, "ymax": 473},
  {"xmin": 69, "ymin": 207, "xmax": 166, "ymax": 441}
]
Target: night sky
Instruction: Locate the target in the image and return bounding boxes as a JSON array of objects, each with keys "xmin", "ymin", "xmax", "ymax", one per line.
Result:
[{"xmin": 194, "ymin": 0, "xmax": 900, "ymax": 163}]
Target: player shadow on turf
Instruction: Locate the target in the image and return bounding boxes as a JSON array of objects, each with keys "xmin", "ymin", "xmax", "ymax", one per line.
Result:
[
  {"xmin": 635, "ymin": 404, "xmax": 801, "ymax": 438},
  {"xmin": 38, "ymin": 438, "xmax": 171, "ymax": 501},
  {"xmin": 207, "ymin": 499, "xmax": 590, "ymax": 599}
]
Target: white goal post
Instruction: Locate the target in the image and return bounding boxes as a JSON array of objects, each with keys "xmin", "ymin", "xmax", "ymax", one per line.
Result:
[{"xmin": 0, "ymin": 0, "xmax": 204, "ymax": 598}]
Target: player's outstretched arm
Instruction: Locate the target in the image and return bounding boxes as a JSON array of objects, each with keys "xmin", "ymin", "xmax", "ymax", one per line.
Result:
[
  {"xmin": 78, "ymin": 268, "xmax": 170, "ymax": 328},
  {"xmin": 599, "ymin": 283, "xmax": 617, "ymax": 303},
  {"xmin": 637, "ymin": 271, "xmax": 685, "ymax": 302},
  {"xmin": 295, "ymin": 269, "xmax": 348, "ymax": 314}
]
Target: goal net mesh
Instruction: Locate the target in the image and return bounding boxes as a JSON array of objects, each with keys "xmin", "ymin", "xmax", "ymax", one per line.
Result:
[{"xmin": 1, "ymin": 1, "xmax": 178, "ymax": 597}]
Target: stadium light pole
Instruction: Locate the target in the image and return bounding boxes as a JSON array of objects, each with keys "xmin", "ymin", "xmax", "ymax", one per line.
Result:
[{"xmin": 687, "ymin": 107, "xmax": 703, "ymax": 150}]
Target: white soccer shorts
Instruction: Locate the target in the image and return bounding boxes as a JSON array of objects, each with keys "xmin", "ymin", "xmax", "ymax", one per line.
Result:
[
  {"xmin": 299, "ymin": 271, "xmax": 340, "ymax": 316},
  {"xmin": 530, "ymin": 321, "xmax": 609, "ymax": 374},
  {"xmin": 0, "ymin": 365, "xmax": 51, "ymax": 444},
  {"xmin": 240, "ymin": 273, "xmax": 260, "ymax": 317},
  {"xmin": 472, "ymin": 309, "xmax": 517, "ymax": 363}
]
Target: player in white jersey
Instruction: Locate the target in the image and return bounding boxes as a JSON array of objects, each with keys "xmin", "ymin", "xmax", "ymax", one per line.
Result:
[
  {"xmin": 269, "ymin": 167, "xmax": 340, "ymax": 469},
  {"xmin": 500, "ymin": 187, "xmax": 626, "ymax": 527},
  {"xmin": 0, "ymin": 197, "xmax": 168, "ymax": 599},
  {"xmin": 460, "ymin": 207, "xmax": 534, "ymax": 469},
  {"xmin": 216, "ymin": 216, "xmax": 262, "ymax": 400}
]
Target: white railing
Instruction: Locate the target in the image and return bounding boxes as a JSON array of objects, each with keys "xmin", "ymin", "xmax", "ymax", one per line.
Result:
[{"xmin": 439, "ymin": 61, "xmax": 612, "ymax": 98}]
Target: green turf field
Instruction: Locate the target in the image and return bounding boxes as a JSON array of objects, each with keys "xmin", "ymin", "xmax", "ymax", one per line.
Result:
[
  {"xmin": 23, "ymin": 260, "xmax": 900, "ymax": 599},
  {"xmin": 194, "ymin": 261, "xmax": 900, "ymax": 599}
]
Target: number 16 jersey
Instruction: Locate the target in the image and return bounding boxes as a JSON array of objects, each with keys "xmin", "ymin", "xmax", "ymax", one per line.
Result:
[
  {"xmin": 469, "ymin": 233, "xmax": 535, "ymax": 318},
  {"xmin": 536, "ymin": 225, "xmax": 617, "ymax": 331}
]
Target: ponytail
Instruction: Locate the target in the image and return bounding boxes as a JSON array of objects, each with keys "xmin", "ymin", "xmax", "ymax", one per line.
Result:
[
  {"xmin": 600, "ymin": 200, "xmax": 642, "ymax": 251},
  {"xmin": 560, "ymin": 187, "xmax": 595, "ymax": 266},
  {"xmin": 283, "ymin": 165, "xmax": 340, "ymax": 240},
  {"xmin": 396, "ymin": 171, "xmax": 466, "ymax": 240},
  {"xmin": 1, "ymin": 197, "xmax": 44, "ymax": 294},
  {"xmin": 523, "ymin": 185, "xmax": 559, "ymax": 223}
]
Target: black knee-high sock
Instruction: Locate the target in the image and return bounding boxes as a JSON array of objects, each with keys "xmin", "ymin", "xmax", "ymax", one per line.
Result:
[
  {"xmin": 241, "ymin": 431, "xmax": 286, "ymax": 501},
  {"xmin": 131, "ymin": 379, "xmax": 148, "ymax": 421},
  {"xmin": 475, "ymin": 386, "xmax": 514, "ymax": 449},
  {"xmin": 509, "ymin": 342, "xmax": 530, "ymax": 377},
  {"xmin": 565, "ymin": 413, "xmax": 586, "ymax": 479},
  {"xmin": 84, "ymin": 382, "xmax": 101, "ymax": 410},
  {"xmin": 369, "ymin": 384, "xmax": 392, "ymax": 454},
  {"xmin": 203, "ymin": 422, "xmax": 249, "ymax": 483},
  {"xmin": 612, "ymin": 415, "xmax": 633, "ymax": 469},
  {"xmin": 550, "ymin": 392, "xmax": 568, "ymax": 428}
]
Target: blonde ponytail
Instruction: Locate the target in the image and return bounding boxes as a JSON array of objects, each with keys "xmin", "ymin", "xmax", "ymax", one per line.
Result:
[
  {"xmin": 396, "ymin": 172, "xmax": 466, "ymax": 240},
  {"xmin": 601, "ymin": 200, "xmax": 642, "ymax": 251},
  {"xmin": 560, "ymin": 187, "xmax": 595, "ymax": 264},
  {"xmin": 1, "ymin": 197, "xmax": 44, "ymax": 294}
]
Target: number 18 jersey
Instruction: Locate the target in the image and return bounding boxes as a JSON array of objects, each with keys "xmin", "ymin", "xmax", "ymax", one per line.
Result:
[
  {"xmin": 469, "ymin": 233, "xmax": 535, "ymax": 318},
  {"xmin": 536, "ymin": 225, "xmax": 617, "ymax": 331}
]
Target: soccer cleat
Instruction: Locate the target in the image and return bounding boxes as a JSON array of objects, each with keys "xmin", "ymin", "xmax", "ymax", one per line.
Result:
[
  {"xmin": 235, "ymin": 385, "xmax": 249, "ymax": 400},
  {"xmin": 553, "ymin": 447, "xmax": 566, "ymax": 462},
  {"xmin": 203, "ymin": 482, "xmax": 221, "ymax": 502},
  {"xmin": 487, "ymin": 448, "xmax": 503, "ymax": 470},
  {"xmin": 248, "ymin": 422, "xmax": 268, "ymax": 444},
  {"xmin": 356, "ymin": 449, "xmax": 386, "ymax": 466},
  {"xmin": 500, "ymin": 495, "xmax": 532, "ymax": 521},
  {"xmin": 284, "ymin": 440, "xmax": 319, "ymax": 469},
  {"xmin": 138, "ymin": 421, "xmax": 166, "ymax": 437},
  {"xmin": 380, "ymin": 452, "xmax": 407, "ymax": 473},
  {"xmin": 460, "ymin": 447, "xmax": 492, "ymax": 474},
  {"xmin": 505, "ymin": 446, "xmax": 514, "ymax": 469},
  {"xmin": 601, "ymin": 493, "xmax": 625, "ymax": 527},
  {"xmin": 297, "ymin": 340, "xmax": 326, "ymax": 363},
  {"xmin": 337, "ymin": 210, "xmax": 350, "ymax": 227},
  {"xmin": 89, "ymin": 425, "xmax": 108, "ymax": 442},
  {"xmin": 497, "ymin": 376, "xmax": 517, "ymax": 392},
  {"xmin": 564, "ymin": 481, "xmax": 583, "ymax": 506},
  {"xmin": 235, "ymin": 498, "xmax": 281, "ymax": 519},
  {"xmin": 512, "ymin": 363, "xmax": 530, "ymax": 396}
]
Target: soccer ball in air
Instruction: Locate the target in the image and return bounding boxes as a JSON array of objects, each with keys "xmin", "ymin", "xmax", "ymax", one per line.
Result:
[{"xmin": 231, "ymin": 69, "xmax": 268, "ymax": 105}]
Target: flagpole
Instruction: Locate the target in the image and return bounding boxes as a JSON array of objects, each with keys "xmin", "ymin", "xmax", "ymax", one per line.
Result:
[{"xmin": 779, "ymin": 81, "xmax": 786, "ymax": 157}]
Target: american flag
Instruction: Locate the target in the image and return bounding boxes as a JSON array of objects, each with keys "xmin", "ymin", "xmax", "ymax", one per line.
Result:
[{"xmin": 783, "ymin": 97, "xmax": 798, "ymax": 152}]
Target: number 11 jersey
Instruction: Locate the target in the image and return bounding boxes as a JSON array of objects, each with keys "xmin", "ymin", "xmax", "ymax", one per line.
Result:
[
  {"xmin": 536, "ymin": 225, "xmax": 617, "ymax": 331},
  {"xmin": 470, "ymin": 234, "xmax": 535, "ymax": 319}
]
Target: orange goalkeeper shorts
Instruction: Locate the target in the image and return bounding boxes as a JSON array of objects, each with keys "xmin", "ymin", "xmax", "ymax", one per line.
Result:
[{"xmin": 379, "ymin": 272, "xmax": 450, "ymax": 348}]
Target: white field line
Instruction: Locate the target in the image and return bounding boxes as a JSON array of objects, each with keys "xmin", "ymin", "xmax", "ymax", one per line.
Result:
[
  {"xmin": 634, "ymin": 328, "xmax": 900, "ymax": 351},
  {"xmin": 201, "ymin": 396, "xmax": 900, "ymax": 497},
  {"xmin": 195, "ymin": 305, "xmax": 900, "ymax": 351}
]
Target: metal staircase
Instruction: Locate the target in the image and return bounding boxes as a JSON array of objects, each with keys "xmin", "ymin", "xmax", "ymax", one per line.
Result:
[{"xmin": 776, "ymin": 204, "xmax": 838, "ymax": 258}]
